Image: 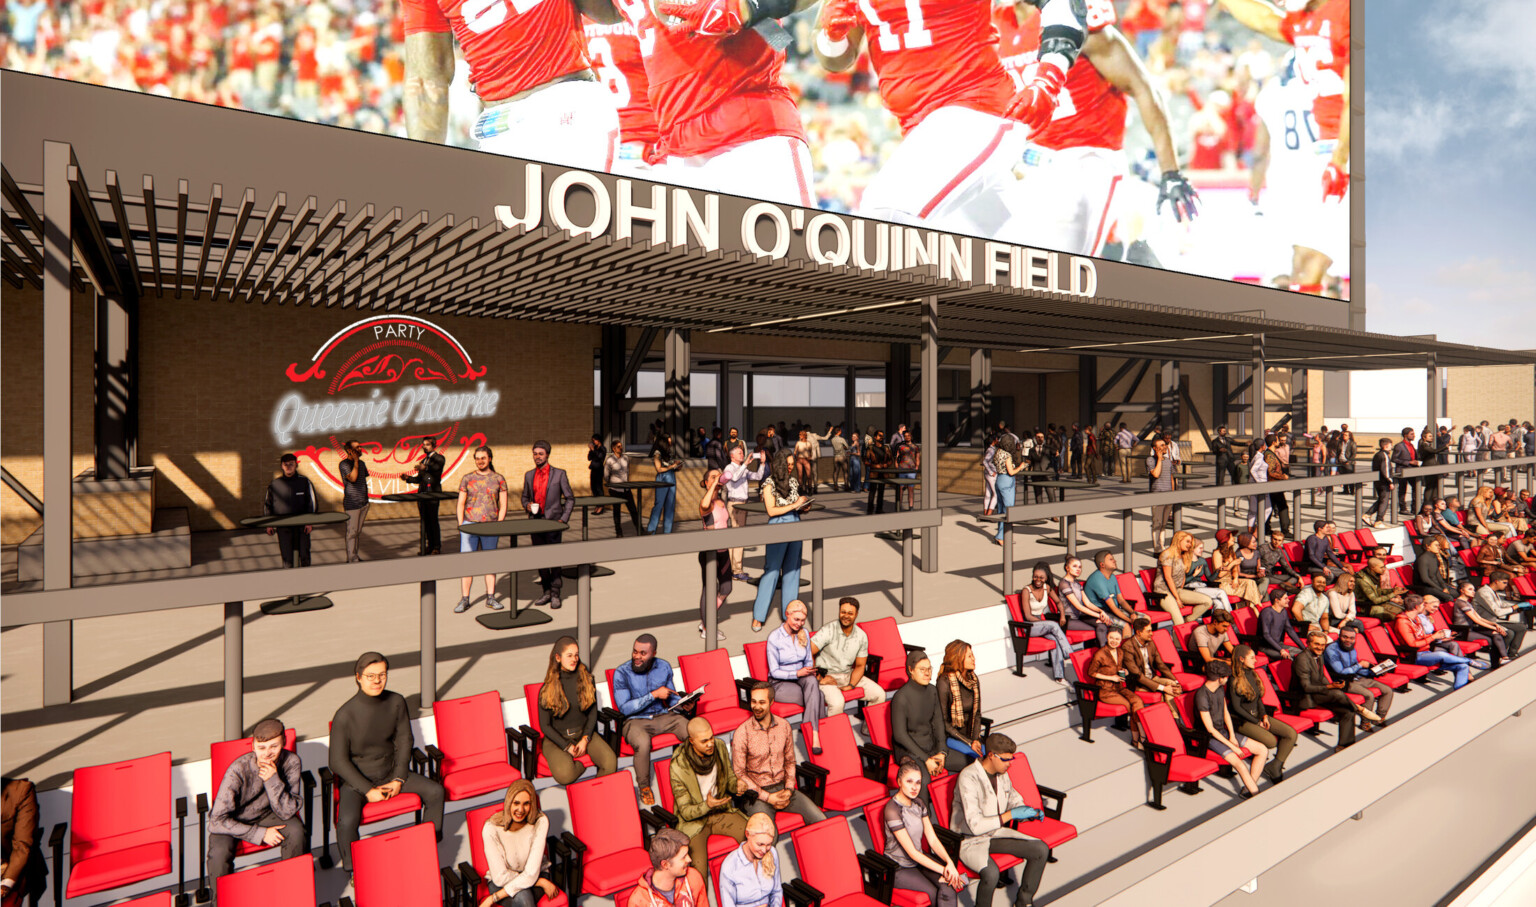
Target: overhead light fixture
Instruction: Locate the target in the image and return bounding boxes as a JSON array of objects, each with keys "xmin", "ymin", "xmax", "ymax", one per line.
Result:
[
  {"xmin": 1017, "ymin": 332, "xmax": 1254, "ymax": 354},
  {"xmin": 705, "ymin": 298, "xmax": 919, "ymax": 333}
]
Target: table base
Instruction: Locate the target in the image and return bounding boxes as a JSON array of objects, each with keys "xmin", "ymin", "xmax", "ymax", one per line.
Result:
[
  {"xmin": 1037, "ymin": 538, "xmax": 1070, "ymax": 547},
  {"xmin": 259, "ymin": 594, "xmax": 334, "ymax": 615},
  {"xmin": 476, "ymin": 608, "xmax": 556, "ymax": 631},
  {"xmin": 560, "ymin": 565, "xmax": 615, "ymax": 579},
  {"xmin": 739, "ymin": 576, "xmax": 812, "ymax": 589}
]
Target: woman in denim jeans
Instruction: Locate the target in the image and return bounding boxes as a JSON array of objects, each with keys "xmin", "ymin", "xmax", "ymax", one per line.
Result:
[
  {"xmin": 751, "ymin": 450, "xmax": 813, "ymax": 632},
  {"xmin": 646, "ymin": 435, "xmax": 680, "ymax": 534},
  {"xmin": 993, "ymin": 436, "xmax": 1027, "ymax": 544},
  {"xmin": 849, "ymin": 431, "xmax": 865, "ymax": 492}
]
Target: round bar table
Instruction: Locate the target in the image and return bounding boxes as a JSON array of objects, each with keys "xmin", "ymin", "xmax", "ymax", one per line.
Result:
[
  {"xmin": 606, "ymin": 480, "xmax": 667, "ymax": 535},
  {"xmin": 572, "ymin": 495, "xmax": 627, "ymax": 541},
  {"xmin": 458, "ymin": 518, "xmax": 568, "ymax": 631},
  {"xmin": 238, "ymin": 511, "xmax": 350, "ymax": 614},
  {"xmin": 1026, "ymin": 480, "xmax": 1099, "ymax": 547},
  {"xmin": 380, "ymin": 490, "xmax": 458, "ymax": 553}
]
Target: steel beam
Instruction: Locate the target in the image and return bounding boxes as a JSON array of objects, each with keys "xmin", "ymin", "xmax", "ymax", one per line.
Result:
[
  {"xmin": 920, "ymin": 295, "xmax": 938, "ymax": 571},
  {"xmin": 42, "ymin": 141, "xmax": 74, "ymax": 706},
  {"xmin": 224, "ymin": 602, "xmax": 243, "ymax": 739},
  {"xmin": 421, "ymin": 580, "xmax": 437, "ymax": 708},
  {"xmin": 970, "ymin": 348, "xmax": 992, "ymax": 446}
]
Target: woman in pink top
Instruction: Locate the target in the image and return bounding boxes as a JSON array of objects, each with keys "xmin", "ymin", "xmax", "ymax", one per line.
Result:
[{"xmin": 698, "ymin": 469, "xmax": 734, "ymax": 638}]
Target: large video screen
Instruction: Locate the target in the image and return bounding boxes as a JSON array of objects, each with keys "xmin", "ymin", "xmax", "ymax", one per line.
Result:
[{"xmin": 4, "ymin": 0, "xmax": 1349, "ymax": 296}]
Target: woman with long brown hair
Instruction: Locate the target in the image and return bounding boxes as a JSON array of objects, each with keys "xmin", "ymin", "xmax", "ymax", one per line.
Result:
[
  {"xmin": 936, "ymin": 640, "xmax": 985, "ymax": 771},
  {"xmin": 479, "ymin": 780, "xmax": 561, "ymax": 907},
  {"xmin": 1151, "ymin": 530, "xmax": 1212, "ymax": 625},
  {"xmin": 537, "ymin": 637, "xmax": 616, "ymax": 785},
  {"xmin": 1226, "ymin": 645, "xmax": 1294, "ymax": 785}
]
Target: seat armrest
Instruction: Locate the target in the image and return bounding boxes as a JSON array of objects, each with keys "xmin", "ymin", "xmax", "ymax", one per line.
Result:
[
  {"xmin": 857, "ymin": 849, "xmax": 898, "ymax": 903},
  {"xmin": 423, "ymin": 745, "xmax": 446, "ymax": 783},
  {"xmin": 640, "ymin": 807, "xmax": 676, "ymax": 848},
  {"xmin": 597, "ymin": 708, "xmax": 624, "ymax": 756},
  {"xmin": 856, "ymin": 743, "xmax": 890, "ymax": 783},
  {"xmin": 300, "ymin": 770, "xmax": 317, "ymax": 852},
  {"xmin": 863, "ymin": 653, "xmax": 883, "ymax": 685},
  {"xmin": 785, "ymin": 879, "xmax": 826, "ymax": 907},
  {"xmin": 558, "ymin": 832, "xmax": 587, "ymax": 904},
  {"xmin": 439, "ymin": 865, "xmax": 462, "ymax": 907},
  {"xmin": 195, "ymin": 793, "xmax": 210, "ymax": 903},
  {"xmin": 796, "ymin": 762, "xmax": 829, "ymax": 808},
  {"xmin": 49, "ymin": 823, "xmax": 66, "ymax": 907},
  {"xmin": 902, "ymin": 643, "xmax": 925, "ymax": 657},
  {"xmin": 932, "ymin": 826, "xmax": 964, "ymax": 866},
  {"xmin": 546, "ymin": 834, "xmax": 570, "ymax": 901},
  {"xmin": 175, "ymin": 796, "xmax": 189, "ymax": 904},
  {"xmin": 734, "ymin": 678, "xmax": 755, "ymax": 710},
  {"xmin": 979, "ymin": 716, "xmax": 994, "ymax": 739},
  {"xmin": 1035, "ymin": 784, "xmax": 1068, "ymax": 822},
  {"xmin": 518, "ymin": 726, "xmax": 540, "ymax": 780},
  {"xmin": 458, "ymin": 859, "xmax": 482, "ymax": 894},
  {"xmin": 339, "ymin": 898, "xmax": 354, "ymax": 907}
]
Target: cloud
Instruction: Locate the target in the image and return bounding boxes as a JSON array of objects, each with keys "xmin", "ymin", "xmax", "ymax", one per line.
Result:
[
  {"xmin": 1429, "ymin": 257, "xmax": 1535, "ymax": 303},
  {"xmin": 1365, "ymin": 89, "xmax": 1455, "ymax": 161},
  {"xmin": 1366, "ymin": 261, "xmax": 1536, "ymax": 349}
]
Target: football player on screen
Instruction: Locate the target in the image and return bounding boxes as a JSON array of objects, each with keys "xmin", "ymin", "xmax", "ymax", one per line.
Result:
[
  {"xmin": 813, "ymin": 0, "xmax": 1087, "ymax": 236},
  {"xmin": 401, "ymin": 0, "xmax": 622, "ymax": 172},
  {"xmin": 622, "ymin": 0, "xmax": 821, "ymax": 206},
  {"xmin": 583, "ymin": 9, "xmax": 664, "ymax": 174},
  {"xmin": 1249, "ymin": 54, "xmax": 1347, "ymax": 297},
  {"xmin": 993, "ymin": 0, "xmax": 1197, "ymax": 256}
]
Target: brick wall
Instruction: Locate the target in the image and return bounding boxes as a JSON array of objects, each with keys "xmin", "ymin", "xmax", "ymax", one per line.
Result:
[{"xmin": 1446, "ymin": 365, "xmax": 1535, "ymax": 428}]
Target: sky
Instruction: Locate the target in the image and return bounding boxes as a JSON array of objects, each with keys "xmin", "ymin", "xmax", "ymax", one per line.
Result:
[{"xmin": 1362, "ymin": 0, "xmax": 1536, "ymax": 349}]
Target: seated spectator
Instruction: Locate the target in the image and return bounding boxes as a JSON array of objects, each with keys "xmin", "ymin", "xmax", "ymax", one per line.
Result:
[
  {"xmin": 1292, "ymin": 572, "xmax": 1333, "ymax": 634},
  {"xmin": 1291, "ymin": 632, "xmax": 1378, "ymax": 750},
  {"xmin": 1, "ymin": 777, "xmax": 41, "ymax": 907},
  {"xmin": 481, "ymin": 780, "xmax": 561, "ymax": 907},
  {"xmin": 1471, "ymin": 486, "xmax": 1515, "ymax": 539},
  {"xmin": 1152, "ymin": 531, "xmax": 1213, "ymax": 625},
  {"xmin": 538, "ymin": 637, "xmax": 618, "ymax": 785},
  {"xmin": 1504, "ymin": 528, "xmax": 1536, "ymax": 572},
  {"xmin": 891, "ymin": 651, "xmax": 948, "ymax": 801},
  {"xmin": 768, "ymin": 600, "xmax": 824, "ymax": 753},
  {"xmin": 716, "ymin": 813, "xmax": 782, "ymax": 907},
  {"xmin": 1411, "ymin": 505, "xmax": 1439, "ymax": 550},
  {"xmin": 1194, "ymin": 662, "xmax": 1263, "ymax": 798},
  {"xmin": 1394, "ymin": 597, "xmax": 1473, "ymax": 689},
  {"xmin": 331, "ymin": 653, "xmax": 446, "ymax": 872},
  {"xmin": 1214, "ymin": 530, "xmax": 1262, "ymax": 610},
  {"xmin": 1123, "ymin": 618, "xmax": 1182, "ymax": 705},
  {"xmin": 1327, "ymin": 572, "xmax": 1363, "ymax": 629},
  {"xmin": 1084, "ymin": 549, "xmax": 1140, "ymax": 627},
  {"xmin": 732, "ymin": 683, "xmax": 826, "ymax": 828},
  {"xmin": 1258, "ymin": 529, "xmax": 1303, "ymax": 595},
  {"xmin": 811, "ymin": 597, "xmax": 886, "ymax": 716},
  {"xmin": 1436, "ymin": 498, "xmax": 1475, "ymax": 548},
  {"xmin": 1258, "ymin": 589, "xmax": 1306, "ymax": 660},
  {"xmin": 208, "ymin": 718, "xmax": 308, "ymax": 890},
  {"xmin": 949, "ymin": 734, "xmax": 1049, "ymax": 907},
  {"xmin": 627, "ymin": 828, "xmax": 706, "ymax": 907},
  {"xmin": 1302, "ymin": 521, "xmax": 1348, "ymax": 582},
  {"xmin": 1411, "ymin": 540, "xmax": 1456, "ymax": 604},
  {"xmin": 938, "ymin": 641, "xmax": 987, "ymax": 769},
  {"xmin": 613, "ymin": 634, "xmax": 690, "ymax": 807},
  {"xmin": 671, "ymin": 718, "xmax": 748, "ymax": 876},
  {"xmin": 1472, "ymin": 573, "xmax": 1530, "ymax": 659},
  {"xmin": 1085, "ymin": 627, "xmax": 1145, "ymax": 748},
  {"xmin": 880, "ymin": 761, "xmax": 965, "ymax": 907},
  {"xmin": 1014, "ymin": 566, "xmax": 1073, "ymax": 687},
  {"xmin": 1185, "ymin": 540, "xmax": 1234, "ymax": 610},
  {"xmin": 1018, "ymin": 562, "xmax": 1062, "ymax": 618},
  {"xmin": 1323, "ymin": 626, "xmax": 1393, "ymax": 728},
  {"xmin": 1058, "ymin": 555, "xmax": 1113, "ymax": 647},
  {"xmin": 1228, "ymin": 646, "xmax": 1297, "ymax": 783},
  {"xmin": 1476, "ymin": 535, "xmax": 1507, "ymax": 580},
  {"xmin": 1190, "ymin": 610, "xmax": 1235, "ymax": 664}
]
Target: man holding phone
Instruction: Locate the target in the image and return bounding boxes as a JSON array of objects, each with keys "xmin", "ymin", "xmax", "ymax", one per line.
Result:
[{"xmin": 522, "ymin": 441, "xmax": 574, "ymax": 609}]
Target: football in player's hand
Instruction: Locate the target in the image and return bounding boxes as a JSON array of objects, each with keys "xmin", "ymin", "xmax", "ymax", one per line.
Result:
[{"xmin": 655, "ymin": 0, "xmax": 744, "ymax": 37}]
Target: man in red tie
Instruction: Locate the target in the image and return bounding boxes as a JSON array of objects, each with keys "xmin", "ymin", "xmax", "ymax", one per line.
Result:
[{"xmin": 522, "ymin": 441, "xmax": 576, "ymax": 609}]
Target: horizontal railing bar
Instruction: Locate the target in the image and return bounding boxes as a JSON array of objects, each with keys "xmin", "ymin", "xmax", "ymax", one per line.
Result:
[{"xmin": 0, "ymin": 507, "xmax": 940, "ymax": 626}]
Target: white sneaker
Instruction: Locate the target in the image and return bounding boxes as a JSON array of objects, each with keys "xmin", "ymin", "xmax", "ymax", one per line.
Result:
[
  {"xmin": 1374, "ymin": 521, "xmax": 1387, "ymax": 529},
  {"xmin": 699, "ymin": 623, "xmax": 726, "ymax": 639}
]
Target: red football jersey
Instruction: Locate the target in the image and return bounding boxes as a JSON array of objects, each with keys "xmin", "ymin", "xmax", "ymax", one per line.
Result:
[
  {"xmin": 583, "ymin": 18, "xmax": 660, "ymax": 145},
  {"xmin": 994, "ymin": 0, "xmax": 1126, "ymax": 151},
  {"xmin": 1279, "ymin": 0, "xmax": 1348, "ymax": 139},
  {"xmin": 401, "ymin": 0, "xmax": 591, "ymax": 104},
  {"xmin": 616, "ymin": 0, "xmax": 802, "ymax": 157},
  {"xmin": 853, "ymin": 0, "xmax": 1014, "ymax": 133}
]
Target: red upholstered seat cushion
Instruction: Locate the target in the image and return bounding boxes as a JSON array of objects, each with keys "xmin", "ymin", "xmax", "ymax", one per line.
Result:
[
  {"xmin": 1391, "ymin": 662, "xmax": 1432, "ymax": 680},
  {"xmin": 1063, "ymin": 628, "xmax": 1097, "ymax": 644},
  {"xmin": 66, "ymin": 842, "xmax": 172, "ymax": 896},
  {"xmin": 1016, "ymin": 816, "xmax": 1077, "ymax": 848},
  {"xmin": 1298, "ymin": 708, "xmax": 1336, "ymax": 723},
  {"xmin": 775, "ymin": 811, "xmax": 807, "ymax": 835},
  {"xmin": 359, "ymin": 793, "xmax": 421, "ymax": 824},
  {"xmin": 1166, "ymin": 755, "xmax": 1220, "ymax": 783},
  {"xmin": 443, "ymin": 762, "xmax": 520, "ymax": 801},
  {"xmin": 696, "ymin": 706, "xmax": 753, "ymax": 731},
  {"xmin": 582, "ymin": 848, "xmax": 653, "ymax": 895},
  {"xmin": 1270, "ymin": 713, "xmax": 1315, "ymax": 734},
  {"xmin": 109, "ymin": 894, "xmax": 175, "ymax": 907},
  {"xmin": 1093, "ymin": 701, "xmax": 1129, "ymax": 718},
  {"xmin": 890, "ymin": 888, "xmax": 931, "ymax": 907},
  {"xmin": 824, "ymin": 896, "xmax": 889, "ymax": 907},
  {"xmin": 821, "ymin": 777, "xmax": 888, "ymax": 812}
]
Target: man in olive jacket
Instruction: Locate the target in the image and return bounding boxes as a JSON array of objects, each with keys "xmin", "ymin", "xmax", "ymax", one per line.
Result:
[{"xmin": 669, "ymin": 718, "xmax": 747, "ymax": 876}]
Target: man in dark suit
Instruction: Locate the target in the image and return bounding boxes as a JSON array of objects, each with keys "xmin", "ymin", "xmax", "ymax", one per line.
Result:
[
  {"xmin": 1392, "ymin": 427, "xmax": 1421, "ymax": 515},
  {"xmin": 402, "ymin": 436, "xmax": 446, "ymax": 554},
  {"xmin": 522, "ymin": 440, "xmax": 575, "ymax": 609},
  {"xmin": 1291, "ymin": 631, "xmax": 1373, "ymax": 749}
]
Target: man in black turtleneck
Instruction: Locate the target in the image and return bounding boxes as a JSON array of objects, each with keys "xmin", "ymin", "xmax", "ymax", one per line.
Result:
[
  {"xmin": 329, "ymin": 652, "xmax": 444, "ymax": 873},
  {"xmin": 263, "ymin": 453, "xmax": 316, "ymax": 567}
]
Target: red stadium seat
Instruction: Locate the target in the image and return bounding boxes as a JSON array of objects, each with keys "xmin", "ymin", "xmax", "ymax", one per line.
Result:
[
  {"xmin": 1136, "ymin": 703, "xmax": 1220, "ymax": 810},
  {"xmin": 342, "ymin": 821, "xmax": 455, "ymax": 907},
  {"xmin": 788, "ymin": 815, "xmax": 896, "ymax": 907},
  {"xmin": 655, "ymin": 756, "xmax": 781, "ymax": 858},
  {"xmin": 217, "ymin": 855, "xmax": 316, "ymax": 907},
  {"xmin": 677, "ymin": 649, "xmax": 753, "ymax": 731},
  {"xmin": 1355, "ymin": 529, "xmax": 1401, "ymax": 564},
  {"xmin": 1266, "ymin": 660, "xmax": 1359, "ymax": 740},
  {"xmin": 457, "ymin": 803, "xmax": 570, "ymax": 907},
  {"xmin": 742, "ymin": 642, "xmax": 810, "ymax": 718},
  {"xmin": 860, "ymin": 701, "xmax": 902, "ymax": 789},
  {"xmin": 1172, "ymin": 692, "xmax": 1252, "ymax": 763},
  {"xmin": 1069, "ymin": 647, "xmax": 1128, "ymax": 744},
  {"xmin": 1005, "ymin": 593, "xmax": 1025, "ymax": 623},
  {"xmin": 53, "ymin": 751, "xmax": 185, "ymax": 903},
  {"xmin": 800, "ymin": 714, "xmax": 887, "ymax": 812},
  {"xmin": 197, "ymin": 729, "xmax": 313, "ymax": 899},
  {"xmin": 1006, "ymin": 753, "xmax": 1078, "ymax": 849},
  {"xmin": 1116, "ymin": 575, "xmax": 1175, "ymax": 624},
  {"xmin": 1150, "ymin": 630, "xmax": 1205, "ymax": 690},
  {"xmin": 601, "ymin": 668, "xmax": 685, "ymax": 759},
  {"xmin": 1250, "ymin": 668, "xmax": 1317, "ymax": 734},
  {"xmin": 105, "ymin": 895, "xmax": 174, "ymax": 907},
  {"xmin": 519, "ymin": 682, "xmax": 615, "ymax": 782},
  {"xmin": 425, "ymin": 690, "xmax": 524, "ymax": 803},
  {"xmin": 925, "ymin": 773, "xmax": 1021, "ymax": 880},
  {"xmin": 561, "ymin": 770, "xmax": 664, "ymax": 902},
  {"xmin": 1426, "ymin": 609, "xmax": 1487, "ymax": 656},
  {"xmin": 1362, "ymin": 625, "xmax": 1434, "ymax": 681},
  {"xmin": 1044, "ymin": 595, "xmax": 1097, "ymax": 644},
  {"xmin": 1007, "ymin": 621, "xmax": 1063, "ymax": 677},
  {"xmin": 858, "ymin": 800, "xmax": 932, "ymax": 907},
  {"xmin": 1350, "ymin": 637, "xmax": 1410, "ymax": 690},
  {"xmin": 319, "ymin": 721, "xmax": 423, "ymax": 871},
  {"xmin": 1336, "ymin": 531, "xmax": 1366, "ymax": 565},
  {"xmin": 859, "ymin": 617, "xmax": 923, "ymax": 693}
]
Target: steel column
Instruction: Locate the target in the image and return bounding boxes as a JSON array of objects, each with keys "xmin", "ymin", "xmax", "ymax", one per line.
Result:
[
  {"xmin": 1066, "ymin": 515, "xmax": 1078, "ymax": 557},
  {"xmin": 94, "ymin": 292, "xmax": 136, "ymax": 479},
  {"xmin": 1079, "ymin": 356, "xmax": 1098, "ymax": 435},
  {"xmin": 42, "ymin": 140, "xmax": 75, "ymax": 707},
  {"xmin": 600, "ymin": 325, "xmax": 626, "ymax": 443},
  {"xmin": 578, "ymin": 565, "xmax": 593, "ymax": 665},
  {"xmin": 1291, "ymin": 368, "xmax": 1309, "ymax": 434},
  {"xmin": 811, "ymin": 538, "xmax": 824, "ymax": 627},
  {"xmin": 1160, "ymin": 360, "xmax": 1181, "ymax": 436},
  {"xmin": 920, "ymin": 295, "xmax": 938, "ymax": 571},
  {"xmin": 1426, "ymin": 353, "xmax": 1439, "ymax": 429},
  {"xmin": 1252, "ymin": 335, "xmax": 1266, "ymax": 441},
  {"xmin": 901, "ymin": 530, "xmax": 914, "ymax": 617},
  {"xmin": 844, "ymin": 365, "xmax": 857, "ymax": 435},
  {"xmin": 704, "ymin": 551, "xmax": 719, "ymax": 650},
  {"xmin": 223, "ymin": 602, "xmax": 243, "ymax": 739},
  {"xmin": 664, "ymin": 328, "xmax": 691, "ymax": 438},
  {"xmin": 970, "ymin": 349, "xmax": 992, "ymax": 445},
  {"xmin": 1002, "ymin": 521, "xmax": 1014, "ymax": 597},
  {"xmin": 1122, "ymin": 510, "xmax": 1134, "ymax": 573},
  {"xmin": 420, "ymin": 580, "xmax": 436, "ymax": 708}
]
